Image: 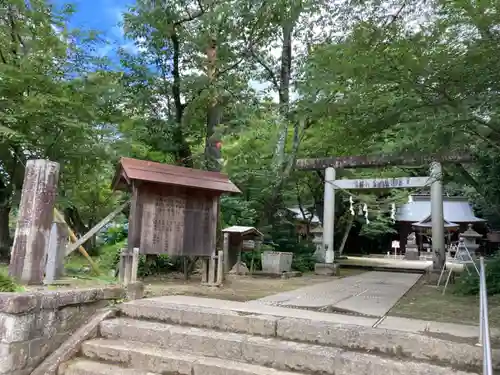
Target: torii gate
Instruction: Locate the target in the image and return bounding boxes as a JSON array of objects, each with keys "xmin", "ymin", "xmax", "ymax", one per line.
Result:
[{"xmin": 296, "ymin": 153, "xmax": 474, "ymax": 271}]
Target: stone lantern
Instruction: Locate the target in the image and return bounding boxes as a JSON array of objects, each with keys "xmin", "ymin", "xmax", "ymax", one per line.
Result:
[
  {"xmin": 311, "ymin": 225, "xmax": 324, "ymax": 262},
  {"xmin": 459, "ymin": 224, "xmax": 482, "ymax": 257}
]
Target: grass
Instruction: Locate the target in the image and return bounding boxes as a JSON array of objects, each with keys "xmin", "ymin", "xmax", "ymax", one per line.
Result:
[
  {"xmin": 53, "ymin": 253, "xmax": 118, "ymax": 288},
  {"xmin": 3, "ymin": 244, "xmax": 367, "ymax": 298},
  {"xmin": 1, "ymin": 256, "xmax": 116, "ymax": 291},
  {"xmin": 0, "ymin": 263, "xmax": 26, "ymax": 292},
  {"xmin": 389, "ymin": 276, "xmax": 500, "ymax": 328},
  {"xmin": 2, "ymin": 246, "xmax": 366, "ymax": 295},
  {"xmin": 60, "ymin": 243, "xmax": 367, "ymax": 298}
]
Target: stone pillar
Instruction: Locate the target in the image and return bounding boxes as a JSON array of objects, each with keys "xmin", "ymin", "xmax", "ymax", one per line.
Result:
[
  {"xmin": 44, "ymin": 222, "xmax": 68, "ymax": 284},
  {"xmin": 118, "ymin": 248, "xmax": 129, "ymax": 284},
  {"xmin": 430, "ymin": 161, "xmax": 445, "ymax": 270},
  {"xmin": 223, "ymin": 232, "xmax": 230, "ymax": 273},
  {"xmin": 216, "ymin": 250, "xmax": 224, "ymax": 285},
  {"xmin": 208, "ymin": 251, "xmax": 216, "ymax": 284},
  {"xmin": 119, "ymin": 247, "xmax": 140, "ymax": 285},
  {"xmin": 323, "ymin": 167, "xmax": 335, "ymax": 264},
  {"xmin": 130, "ymin": 247, "xmax": 140, "ymax": 283},
  {"xmin": 9, "ymin": 160, "xmax": 59, "ymax": 285},
  {"xmin": 201, "ymin": 258, "xmax": 209, "ymax": 283}
]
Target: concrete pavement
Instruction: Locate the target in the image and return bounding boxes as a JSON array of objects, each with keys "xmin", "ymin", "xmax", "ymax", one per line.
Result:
[{"xmin": 247, "ymin": 271, "xmax": 421, "ymax": 317}]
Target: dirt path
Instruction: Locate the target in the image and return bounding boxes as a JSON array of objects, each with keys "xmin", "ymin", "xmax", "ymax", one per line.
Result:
[{"xmin": 144, "ymin": 270, "xmax": 364, "ymax": 301}]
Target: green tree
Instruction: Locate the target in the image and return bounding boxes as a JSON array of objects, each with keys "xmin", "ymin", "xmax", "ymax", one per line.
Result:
[
  {"xmin": 120, "ymin": 0, "xmax": 265, "ymax": 170},
  {"xmin": 0, "ymin": 1, "xmax": 123, "ymax": 257}
]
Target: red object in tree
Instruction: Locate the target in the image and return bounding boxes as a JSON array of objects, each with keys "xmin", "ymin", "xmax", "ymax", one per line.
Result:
[{"xmin": 215, "ymin": 141, "xmax": 222, "ymax": 150}]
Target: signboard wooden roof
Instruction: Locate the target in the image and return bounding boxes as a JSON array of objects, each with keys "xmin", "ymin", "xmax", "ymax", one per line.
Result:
[
  {"xmin": 112, "ymin": 157, "xmax": 241, "ymax": 194},
  {"xmin": 222, "ymin": 226, "xmax": 264, "ymax": 238}
]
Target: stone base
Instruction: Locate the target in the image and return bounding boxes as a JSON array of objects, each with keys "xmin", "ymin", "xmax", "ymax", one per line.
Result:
[
  {"xmin": 281, "ymin": 271, "xmax": 302, "ymax": 279},
  {"xmin": 247, "ymin": 270, "xmax": 302, "ymax": 279},
  {"xmin": 426, "ymin": 269, "xmax": 444, "ymax": 283},
  {"xmin": 405, "ymin": 248, "xmax": 419, "ymax": 261},
  {"xmin": 314, "ymin": 263, "xmax": 339, "ymax": 276},
  {"xmin": 126, "ymin": 282, "xmax": 145, "ymax": 300}
]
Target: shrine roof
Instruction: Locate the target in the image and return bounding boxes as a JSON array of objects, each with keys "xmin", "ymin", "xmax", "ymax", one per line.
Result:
[
  {"xmin": 396, "ymin": 195, "xmax": 485, "ymax": 223},
  {"xmin": 112, "ymin": 157, "xmax": 241, "ymax": 194},
  {"xmin": 412, "ymin": 215, "xmax": 460, "ymax": 229}
]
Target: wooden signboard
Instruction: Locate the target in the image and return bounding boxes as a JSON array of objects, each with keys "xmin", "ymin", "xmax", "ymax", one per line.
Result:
[
  {"xmin": 112, "ymin": 158, "xmax": 240, "ymax": 261},
  {"xmin": 138, "ymin": 184, "xmax": 217, "ymax": 257}
]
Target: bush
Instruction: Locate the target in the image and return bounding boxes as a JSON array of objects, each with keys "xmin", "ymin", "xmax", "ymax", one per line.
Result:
[
  {"xmin": 138, "ymin": 254, "xmax": 179, "ymax": 277},
  {"xmin": 454, "ymin": 254, "xmax": 500, "ymax": 296},
  {"xmin": 292, "ymin": 251, "xmax": 316, "ymax": 273},
  {"xmin": 269, "ymin": 219, "xmax": 316, "ymax": 273},
  {"xmin": 0, "ymin": 272, "xmax": 18, "ymax": 292},
  {"xmin": 241, "ymin": 249, "xmax": 263, "ymax": 271},
  {"xmin": 100, "ymin": 240, "xmax": 128, "ymax": 271},
  {"xmin": 102, "ymin": 241, "xmax": 178, "ymax": 278}
]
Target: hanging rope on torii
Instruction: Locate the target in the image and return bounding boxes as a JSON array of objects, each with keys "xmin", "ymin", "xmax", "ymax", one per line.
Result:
[{"xmin": 296, "ymin": 152, "xmax": 475, "ymax": 273}]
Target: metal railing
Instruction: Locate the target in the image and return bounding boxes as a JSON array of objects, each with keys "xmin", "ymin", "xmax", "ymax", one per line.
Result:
[{"xmin": 478, "ymin": 256, "xmax": 493, "ymax": 375}]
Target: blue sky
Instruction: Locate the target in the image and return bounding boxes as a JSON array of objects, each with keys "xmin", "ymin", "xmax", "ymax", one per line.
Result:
[{"xmin": 52, "ymin": 0, "xmax": 137, "ymax": 62}]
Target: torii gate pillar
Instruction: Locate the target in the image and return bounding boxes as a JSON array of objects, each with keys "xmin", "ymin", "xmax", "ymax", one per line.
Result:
[
  {"xmin": 323, "ymin": 167, "xmax": 335, "ymax": 264},
  {"xmin": 430, "ymin": 162, "xmax": 445, "ymax": 270}
]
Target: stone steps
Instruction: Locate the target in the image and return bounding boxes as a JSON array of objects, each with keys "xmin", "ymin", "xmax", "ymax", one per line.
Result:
[
  {"xmin": 61, "ymin": 360, "xmax": 158, "ymax": 375},
  {"xmin": 54, "ymin": 295, "xmax": 489, "ymax": 375},
  {"xmin": 118, "ymin": 296, "xmax": 493, "ymax": 371},
  {"xmin": 96, "ymin": 317, "xmax": 475, "ymax": 375},
  {"xmin": 80, "ymin": 339, "xmax": 302, "ymax": 375}
]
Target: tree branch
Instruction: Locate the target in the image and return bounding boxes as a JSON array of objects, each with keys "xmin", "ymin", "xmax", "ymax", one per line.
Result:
[{"xmin": 250, "ymin": 49, "xmax": 280, "ymax": 91}]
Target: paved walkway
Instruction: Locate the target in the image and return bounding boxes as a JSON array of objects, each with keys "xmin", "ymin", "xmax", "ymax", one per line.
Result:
[{"xmin": 246, "ymin": 271, "xmax": 421, "ymax": 317}]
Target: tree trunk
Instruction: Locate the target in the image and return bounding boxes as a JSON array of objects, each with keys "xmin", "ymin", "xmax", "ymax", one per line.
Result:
[
  {"xmin": 272, "ymin": 22, "xmax": 293, "ymax": 171},
  {"xmin": 261, "ymin": 23, "xmax": 294, "ymax": 226},
  {"xmin": 0, "ymin": 175, "xmax": 13, "ymax": 260},
  {"xmin": 0, "ymin": 205, "xmax": 11, "ymax": 260},
  {"xmin": 204, "ymin": 36, "xmax": 222, "ymax": 172},
  {"xmin": 64, "ymin": 207, "xmax": 88, "ymax": 236},
  {"xmin": 338, "ymin": 215, "xmax": 354, "ymax": 256},
  {"xmin": 171, "ymin": 28, "xmax": 193, "ymax": 167}
]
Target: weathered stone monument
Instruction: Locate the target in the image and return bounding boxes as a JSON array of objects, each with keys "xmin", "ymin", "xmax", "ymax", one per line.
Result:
[
  {"xmin": 9, "ymin": 159, "xmax": 60, "ymax": 284},
  {"xmin": 404, "ymin": 232, "xmax": 419, "ymax": 260}
]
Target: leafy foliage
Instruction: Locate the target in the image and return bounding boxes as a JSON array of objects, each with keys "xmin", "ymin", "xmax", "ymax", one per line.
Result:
[
  {"xmin": 2, "ymin": 0, "xmax": 500, "ymax": 289},
  {"xmin": 454, "ymin": 255, "xmax": 500, "ymax": 296},
  {"xmin": 0, "ymin": 272, "xmax": 18, "ymax": 292},
  {"xmin": 220, "ymin": 197, "xmax": 259, "ymax": 228}
]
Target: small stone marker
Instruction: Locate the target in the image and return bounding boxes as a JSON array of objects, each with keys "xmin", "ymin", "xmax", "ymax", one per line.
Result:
[
  {"xmin": 200, "ymin": 252, "xmax": 224, "ymax": 286},
  {"xmin": 119, "ymin": 247, "xmax": 140, "ymax": 285},
  {"xmin": 9, "ymin": 159, "xmax": 60, "ymax": 284},
  {"xmin": 44, "ymin": 222, "xmax": 69, "ymax": 284},
  {"xmin": 216, "ymin": 250, "xmax": 224, "ymax": 284}
]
